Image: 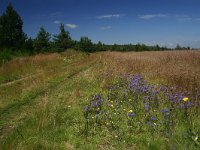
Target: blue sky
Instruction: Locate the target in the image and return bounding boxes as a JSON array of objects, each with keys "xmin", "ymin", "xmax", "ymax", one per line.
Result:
[{"xmin": 1, "ymin": 0, "xmax": 200, "ymax": 48}]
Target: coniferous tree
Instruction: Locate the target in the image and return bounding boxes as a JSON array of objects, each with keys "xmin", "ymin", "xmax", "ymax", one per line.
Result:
[
  {"xmin": 24, "ymin": 38, "xmax": 34, "ymax": 53},
  {"xmin": 34, "ymin": 26, "xmax": 51, "ymax": 52},
  {"xmin": 175, "ymin": 44, "xmax": 181, "ymax": 50},
  {"xmin": 79, "ymin": 36, "xmax": 93, "ymax": 52},
  {"xmin": 0, "ymin": 3, "xmax": 26, "ymax": 50},
  {"xmin": 53, "ymin": 24, "xmax": 72, "ymax": 51},
  {"xmin": 95, "ymin": 41, "xmax": 105, "ymax": 51}
]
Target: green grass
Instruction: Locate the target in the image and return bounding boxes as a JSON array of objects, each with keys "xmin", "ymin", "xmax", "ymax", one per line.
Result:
[
  {"xmin": 0, "ymin": 50, "xmax": 199, "ymax": 150},
  {"xmin": 0, "ymin": 50, "xmax": 103, "ymax": 149}
]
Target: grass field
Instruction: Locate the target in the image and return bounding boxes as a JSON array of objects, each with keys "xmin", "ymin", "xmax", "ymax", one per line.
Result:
[{"xmin": 0, "ymin": 50, "xmax": 199, "ymax": 149}]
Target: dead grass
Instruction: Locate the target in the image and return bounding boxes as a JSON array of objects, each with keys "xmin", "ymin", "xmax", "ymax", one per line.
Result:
[
  {"xmin": 96, "ymin": 50, "xmax": 200, "ymax": 93},
  {"xmin": 0, "ymin": 50, "xmax": 80, "ymax": 84}
]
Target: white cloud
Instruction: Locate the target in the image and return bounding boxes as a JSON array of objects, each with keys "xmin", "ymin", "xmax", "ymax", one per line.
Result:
[
  {"xmin": 54, "ymin": 20, "xmax": 61, "ymax": 24},
  {"xmin": 175, "ymin": 15, "xmax": 200, "ymax": 22},
  {"xmin": 139, "ymin": 14, "xmax": 168, "ymax": 20},
  {"xmin": 66, "ymin": 24, "xmax": 78, "ymax": 29},
  {"xmin": 178, "ymin": 17, "xmax": 192, "ymax": 21},
  {"xmin": 97, "ymin": 14, "xmax": 124, "ymax": 19},
  {"xmin": 175, "ymin": 15, "xmax": 192, "ymax": 21},
  {"xmin": 100, "ymin": 26, "xmax": 112, "ymax": 30}
]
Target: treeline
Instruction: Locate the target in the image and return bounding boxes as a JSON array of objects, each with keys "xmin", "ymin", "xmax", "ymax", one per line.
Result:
[
  {"xmin": 0, "ymin": 4, "xmax": 191, "ymax": 63},
  {"xmin": 93, "ymin": 42, "xmax": 168, "ymax": 52}
]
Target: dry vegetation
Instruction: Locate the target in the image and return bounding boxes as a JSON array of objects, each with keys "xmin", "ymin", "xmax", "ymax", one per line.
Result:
[{"xmin": 97, "ymin": 50, "xmax": 200, "ymax": 93}]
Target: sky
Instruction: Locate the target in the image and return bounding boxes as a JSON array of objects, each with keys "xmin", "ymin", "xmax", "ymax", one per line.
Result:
[{"xmin": 1, "ymin": 0, "xmax": 200, "ymax": 48}]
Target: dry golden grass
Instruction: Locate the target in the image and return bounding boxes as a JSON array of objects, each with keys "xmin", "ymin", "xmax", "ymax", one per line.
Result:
[
  {"xmin": 1, "ymin": 50, "xmax": 199, "ymax": 94},
  {"xmin": 96, "ymin": 50, "xmax": 200, "ymax": 93},
  {"xmin": 0, "ymin": 50, "xmax": 81, "ymax": 84}
]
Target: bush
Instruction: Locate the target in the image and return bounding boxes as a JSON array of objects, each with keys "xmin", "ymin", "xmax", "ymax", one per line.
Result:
[
  {"xmin": 0, "ymin": 49, "xmax": 30, "ymax": 64},
  {"xmin": 0, "ymin": 49, "xmax": 13, "ymax": 64}
]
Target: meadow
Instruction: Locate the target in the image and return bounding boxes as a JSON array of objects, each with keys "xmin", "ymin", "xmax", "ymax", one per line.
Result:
[{"xmin": 0, "ymin": 50, "xmax": 199, "ymax": 149}]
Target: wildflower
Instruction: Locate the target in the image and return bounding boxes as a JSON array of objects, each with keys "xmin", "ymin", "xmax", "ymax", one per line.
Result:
[
  {"xmin": 161, "ymin": 108, "xmax": 168, "ymax": 113},
  {"xmin": 128, "ymin": 112, "xmax": 136, "ymax": 117},
  {"xmin": 97, "ymin": 99, "xmax": 102, "ymax": 106},
  {"xmin": 68, "ymin": 105, "xmax": 71, "ymax": 108},
  {"xmin": 129, "ymin": 110, "xmax": 133, "ymax": 113},
  {"xmin": 92, "ymin": 101, "xmax": 98, "ymax": 107},
  {"xmin": 146, "ymin": 121, "xmax": 154, "ymax": 127},
  {"xmin": 149, "ymin": 116, "xmax": 156, "ymax": 121},
  {"xmin": 194, "ymin": 136, "xmax": 198, "ymax": 141},
  {"xmin": 183, "ymin": 97, "xmax": 189, "ymax": 102},
  {"xmin": 110, "ymin": 104, "xmax": 114, "ymax": 107}
]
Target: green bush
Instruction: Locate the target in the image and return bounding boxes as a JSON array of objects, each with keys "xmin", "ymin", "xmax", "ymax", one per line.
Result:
[{"xmin": 0, "ymin": 49, "xmax": 30, "ymax": 64}]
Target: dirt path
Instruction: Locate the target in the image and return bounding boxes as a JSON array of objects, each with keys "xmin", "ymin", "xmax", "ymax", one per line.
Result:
[
  {"xmin": 0, "ymin": 58, "xmax": 96, "ymax": 138},
  {"xmin": 0, "ymin": 73, "xmax": 43, "ymax": 88},
  {"xmin": 0, "ymin": 57, "xmax": 90, "ymax": 88}
]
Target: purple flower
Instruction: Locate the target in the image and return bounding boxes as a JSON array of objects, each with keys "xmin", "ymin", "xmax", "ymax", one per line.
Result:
[
  {"xmin": 169, "ymin": 95, "xmax": 176, "ymax": 103},
  {"xmin": 97, "ymin": 99, "xmax": 102, "ymax": 106},
  {"xmin": 162, "ymin": 108, "xmax": 168, "ymax": 113},
  {"xmin": 91, "ymin": 101, "xmax": 98, "ymax": 107},
  {"xmin": 181, "ymin": 102, "xmax": 193, "ymax": 109},
  {"xmin": 152, "ymin": 90, "xmax": 159, "ymax": 95},
  {"xmin": 127, "ymin": 113, "xmax": 136, "ymax": 117},
  {"xmin": 146, "ymin": 121, "xmax": 154, "ymax": 127},
  {"xmin": 94, "ymin": 94, "xmax": 101, "ymax": 100},
  {"xmin": 149, "ymin": 116, "xmax": 156, "ymax": 121}
]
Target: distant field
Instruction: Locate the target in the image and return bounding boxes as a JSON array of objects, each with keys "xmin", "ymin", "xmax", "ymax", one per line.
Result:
[
  {"xmin": 99, "ymin": 50, "xmax": 200, "ymax": 92},
  {"xmin": 0, "ymin": 50, "xmax": 199, "ymax": 149}
]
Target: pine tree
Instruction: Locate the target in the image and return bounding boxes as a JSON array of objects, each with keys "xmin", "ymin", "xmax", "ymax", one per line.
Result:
[
  {"xmin": 0, "ymin": 3, "xmax": 26, "ymax": 50},
  {"xmin": 24, "ymin": 38, "xmax": 34, "ymax": 53},
  {"xmin": 34, "ymin": 26, "xmax": 51, "ymax": 52},
  {"xmin": 53, "ymin": 24, "xmax": 72, "ymax": 51},
  {"xmin": 79, "ymin": 36, "xmax": 93, "ymax": 52},
  {"xmin": 96, "ymin": 41, "xmax": 104, "ymax": 51}
]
